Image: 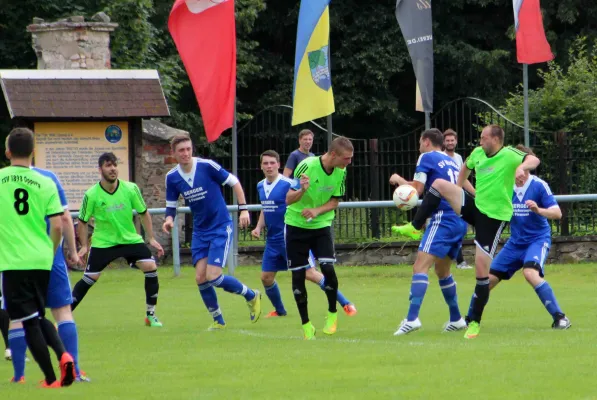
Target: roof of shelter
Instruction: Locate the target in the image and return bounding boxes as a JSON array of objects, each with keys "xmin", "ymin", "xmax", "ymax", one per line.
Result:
[{"xmin": 0, "ymin": 69, "xmax": 170, "ymax": 119}]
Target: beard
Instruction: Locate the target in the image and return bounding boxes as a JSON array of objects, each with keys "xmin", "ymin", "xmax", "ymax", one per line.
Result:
[{"xmin": 102, "ymin": 172, "xmax": 117, "ymax": 183}]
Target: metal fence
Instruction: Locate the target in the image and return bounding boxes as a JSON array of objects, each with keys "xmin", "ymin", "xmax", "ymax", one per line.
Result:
[{"xmin": 188, "ymin": 99, "xmax": 597, "ymax": 244}]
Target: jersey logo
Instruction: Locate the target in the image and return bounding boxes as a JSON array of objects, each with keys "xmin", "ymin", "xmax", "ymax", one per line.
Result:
[{"xmin": 214, "ymin": 258, "xmax": 221, "ymax": 263}]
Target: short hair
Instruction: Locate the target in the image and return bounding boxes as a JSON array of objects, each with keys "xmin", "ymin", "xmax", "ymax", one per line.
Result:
[
  {"xmin": 443, "ymin": 129, "xmax": 457, "ymax": 139},
  {"xmin": 260, "ymin": 149, "xmax": 280, "ymax": 163},
  {"xmin": 170, "ymin": 134, "xmax": 192, "ymax": 151},
  {"xmin": 298, "ymin": 129, "xmax": 314, "ymax": 140},
  {"xmin": 421, "ymin": 128, "xmax": 444, "ymax": 148},
  {"xmin": 486, "ymin": 124, "xmax": 505, "ymax": 142},
  {"xmin": 7, "ymin": 127, "xmax": 35, "ymax": 158},
  {"xmin": 329, "ymin": 136, "xmax": 354, "ymax": 154},
  {"xmin": 98, "ymin": 152, "xmax": 118, "ymax": 167},
  {"xmin": 515, "ymin": 144, "xmax": 535, "ymax": 157}
]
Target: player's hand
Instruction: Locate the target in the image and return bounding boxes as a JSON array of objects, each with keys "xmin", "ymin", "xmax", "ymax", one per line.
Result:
[
  {"xmin": 299, "ymin": 174, "xmax": 310, "ymax": 191},
  {"xmin": 251, "ymin": 227, "xmax": 261, "ymax": 239},
  {"xmin": 526, "ymin": 200, "xmax": 540, "ymax": 214},
  {"xmin": 515, "ymin": 166, "xmax": 526, "ymax": 182},
  {"xmin": 77, "ymin": 246, "xmax": 88, "ymax": 261},
  {"xmin": 68, "ymin": 252, "xmax": 81, "ymax": 267},
  {"xmin": 301, "ymin": 208, "xmax": 319, "ymax": 220},
  {"xmin": 149, "ymin": 238, "xmax": 165, "ymax": 258},
  {"xmin": 162, "ymin": 219, "xmax": 174, "ymax": 234},
  {"xmin": 389, "ymin": 174, "xmax": 402, "ymax": 186},
  {"xmin": 239, "ymin": 210, "xmax": 250, "ymax": 229}
]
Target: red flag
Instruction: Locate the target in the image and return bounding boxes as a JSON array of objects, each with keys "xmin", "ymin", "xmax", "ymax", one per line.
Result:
[
  {"xmin": 168, "ymin": 0, "xmax": 236, "ymax": 142},
  {"xmin": 513, "ymin": 0, "xmax": 553, "ymax": 64}
]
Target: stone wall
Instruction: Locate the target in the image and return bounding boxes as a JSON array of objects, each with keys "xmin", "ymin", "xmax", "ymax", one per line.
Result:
[{"xmin": 27, "ymin": 14, "xmax": 117, "ymax": 70}]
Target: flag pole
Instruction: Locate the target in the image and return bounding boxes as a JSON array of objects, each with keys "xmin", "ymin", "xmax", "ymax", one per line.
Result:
[
  {"xmin": 523, "ymin": 63, "xmax": 530, "ymax": 147},
  {"xmin": 327, "ymin": 114, "xmax": 333, "ymax": 148},
  {"xmin": 424, "ymin": 112, "xmax": 431, "ymax": 130},
  {"xmin": 229, "ymin": 102, "xmax": 239, "ymax": 276}
]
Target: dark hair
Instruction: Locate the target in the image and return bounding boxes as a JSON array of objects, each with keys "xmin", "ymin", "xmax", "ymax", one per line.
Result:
[
  {"xmin": 260, "ymin": 149, "xmax": 280, "ymax": 163},
  {"xmin": 298, "ymin": 129, "xmax": 314, "ymax": 139},
  {"xmin": 329, "ymin": 136, "xmax": 354, "ymax": 154},
  {"xmin": 98, "ymin": 152, "xmax": 118, "ymax": 167},
  {"xmin": 421, "ymin": 128, "xmax": 444, "ymax": 147},
  {"xmin": 443, "ymin": 129, "xmax": 457, "ymax": 139},
  {"xmin": 486, "ymin": 124, "xmax": 505, "ymax": 142},
  {"xmin": 170, "ymin": 134, "xmax": 192, "ymax": 151},
  {"xmin": 515, "ymin": 144, "xmax": 535, "ymax": 157},
  {"xmin": 7, "ymin": 127, "xmax": 35, "ymax": 158}
]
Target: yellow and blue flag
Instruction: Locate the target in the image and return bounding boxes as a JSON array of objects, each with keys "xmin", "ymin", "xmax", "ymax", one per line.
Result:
[{"xmin": 292, "ymin": 1, "xmax": 335, "ymax": 126}]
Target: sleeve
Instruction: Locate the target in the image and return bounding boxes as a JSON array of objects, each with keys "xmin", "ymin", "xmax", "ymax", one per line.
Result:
[
  {"xmin": 130, "ymin": 183, "xmax": 148, "ymax": 214},
  {"xmin": 332, "ymin": 169, "xmax": 347, "ymax": 198},
  {"xmin": 78, "ymin": 192, "xmax": 95, "ymax": 223},
  {"xmin": 538, "ymin": 180, "xmax": 558, "ymax": 209},
  {"xmin": 290, "ymin": 159, "xmax": 310, "ymax": 191},
  {"xmin": 206, "ymin": 160, "xmax": 232, "ymax": 186},
  {"xmin": 507, "ymin": 146, "xmax": 527, "ymax": 168},
  {"xmin": 45, "ymin": 184, "xmax": 64, "ymax": 218},
  {"xmin": 285, "ymin": 152, "xmax": 298, "ymax": 172},
  {"xmin": 49, "ymin": 173, "xmax": 68, "ymax": 209},
  {"xmin": 165, "ymin": 174, "xmax": 180, "ymax": 209},
  {"xmin": 465, "ymin": 147, "xmax": 481, "ymax": 170},
  {"xmin": 413, "ymin": 153, "xmax": 431, "ymax": 184}
]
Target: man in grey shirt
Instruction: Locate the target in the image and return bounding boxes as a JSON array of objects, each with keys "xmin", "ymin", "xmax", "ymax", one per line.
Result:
[
  {"xmin": 283, "ymin": 129, "xmax": 315, "ymax": 178},
  {"xmin": 443, "ymin": 129, "xmax": 472, "ymax": 270}
]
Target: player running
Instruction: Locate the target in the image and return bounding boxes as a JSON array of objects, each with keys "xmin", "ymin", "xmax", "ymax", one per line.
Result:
[
  {"xmin": 251, "ymin": 150, "xmax": 357, "ymax": 318},
  {"xmin": 285, "ymin": 136, "xmax": 353, "ymax": 339},
  {"xmin": 393, "ymin": 124, "xmax": 540, "ymax": 339},
  {"xmin": 71, "ymin": 152, "xmax": 164, "ymax": 328},
  {"xmin": 389, "ymin": 129, "xmax": 470, "ymax": 335},
  {"xmin": 162, "ymin": 135, "xmax": 261, "ymax": 330},
  {"xmin": 466, "ymin": 145, "xmax": 571, "ymax": 331}
]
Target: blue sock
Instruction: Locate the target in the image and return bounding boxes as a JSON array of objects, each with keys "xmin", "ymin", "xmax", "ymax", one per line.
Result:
[
  {"xmin": 210, "ymin": 275, "xmax": 255, "ymax": 301},
  {"xmin": 8, "ymin": 328, "xmax": 26, "ymax": 381},
  {"xmin": 534, "ymin": 281, "xmax": 563, "ymax": 318},
  {"xmin": 264, "ymin": 281, "xmax": 286, "ymax": 315},
  {"xmin": 406, "ymin": 273, "xmax": 429, "ymax": 321},
  {"xmin": 439, "ymin": 275, "xmax": 461, "ymax": 322},
  {"xmin": 57, "ymin": 320, "xmax": 80, "ymax": 376},
  {"xmin": 317, "ymin": 277, "xmax": 351, "ymax": 307},
  {"xmin": 198, "ymin": 282, "xmax": 225, "ymax": 325}
]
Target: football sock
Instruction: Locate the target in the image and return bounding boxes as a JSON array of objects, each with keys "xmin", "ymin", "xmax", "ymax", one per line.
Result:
[
  {"xmin": 412, "ymin": 187, "xmax": 442, "ymax": 230},
  {"xmin": 317, "ymin": 276, "xmax": 351, "ymax": 307},
  {"xmin": 469, "ymin": 277, "xmax": 490, "ymax": 323},
  {"xmin": 439, "ymin": 275, "xmax": 461, "ymax": 322},
  {"xmin": 39, "ymin": 318, "xmax": 65, "ymax": 361},
  {"xmin": 209, "ymin": 275, "xmax": 255, "ymax": 301},
  {"xmin": 534, "ymin": 280, "xmax": 563, "ymax": 318},
  {"xmin": 8, "ymin": 328, "xmax": 26, "ymax": 381},
  {"xmin": 198, "ymin": 282, "xmax": 225, "ymax": 325},
  {"xmin": 71, "ymin": 275, "xmax": 97, "ymax": 311},
  {"xmin": 22, "ymin": 317, "xmax": 57, "ymax": 385},
  {"xmin": 292, "ymin": 269, "xmax": 309, "ymax": 324},
  {"xmin": 0, "ymin": 309, "xmax": 9, "ymax": 348},
  {"xmin": 264, "ymin": 281, "xmax": 286, "ymax": 315},
  {"xmin": 319, "ymin": 263, "xmax": 338, "ymax": 313},
  {"xmin": 57, "ymin": 321, "xmax": 80, "ymax": 377},
  {"xmin": 407, "ymin": 273, "xmax": 429, "ymax": 321},
  {"xmin": 144, "ymin": 270, "xmax": 159, "ymax": 315}
]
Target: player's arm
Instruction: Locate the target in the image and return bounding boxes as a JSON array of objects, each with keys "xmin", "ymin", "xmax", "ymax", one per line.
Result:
[
  {"xmin": 527, "ymin": 182, "xmax": 562, "ymax": 220},
  {"xmin": 45, "ymin": 186, "xmax": 65, "ymax": 254},
  {"xmin": 231, "ymin": 181, "xmax": 251, "ymax": 229},
  {"xmin": 310, "ymin": 197, "xmax": 340, "ymax": 217},
  {"xmin": 163, "ymin": 174, "xmax": 181, "ymax": 234},
  {"xmin": 130, "ymin": 183, "xmax": 164, "ymax": 257},
  {"xmin": 514, "ymin": 149, "xmax": 540, "ymax": 181},
  {"xmin": 456, "ymin": 164, "xmax": 472, "ymax": 188},
  {"xmin": 303, "ymin": 169, "xmax": 346, "ymax": 219},
  {"xmin": 77, "ymin": 192, "xmax": 95, "ymax": 255},
  {"xmin": 287, "ymin": 161, "xmax": 310, "ymax": 205},
  {"xmin": 283, "ymin": 153, "xmax": 297, "ymax": 178},
  {"xmin": 61, "ymin": 210, "xmax": 78, "ymax": 260},
  {"xmin": 389, "ymin": 173, "xmax": 421, "ymax": 191},
  {"xmin": 251, "ymin": 211, "xmax": 265, "ymax": 238}
]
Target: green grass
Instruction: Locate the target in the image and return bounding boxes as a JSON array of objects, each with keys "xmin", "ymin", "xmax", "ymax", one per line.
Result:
[{"xmin": 2, "ymin": 264, "xmax": 596, "ymax": 399}]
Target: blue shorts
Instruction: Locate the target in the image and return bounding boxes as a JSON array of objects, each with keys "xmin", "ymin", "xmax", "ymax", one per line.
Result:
[
  {"xmin": 262, "ymin": 241, "xmax": 314, "ymax": 272},
  {"xmin": 47, "ymin": 246, "xmax": 73, "ymax": 309},
  {"xmin": 192, "ymin": 224, "xmax": 233, "ymax": 267},
  {"xmin": 490, "ymin": 240, "xmax": 550, "ymax": 280},
  {"xmin": 419, "ymin": 211, "xmax": 467, "ymax": 259}
]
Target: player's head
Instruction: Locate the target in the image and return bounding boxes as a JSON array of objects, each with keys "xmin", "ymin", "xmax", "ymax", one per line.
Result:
[
  {"xmin": 515, "ymin": 144, "xmax": 534, "ymax": 185},
  {"xmin": 170, "ymin": 135, "xmax": 193, "ymax": 165},
  {"xmin": 298, "ymin": 129, "xmax": 314, "ymax": 152},
  {"xmin": 98, "ymin": 152, "xmax": 119, "ymax": 183},
  {"xmin": 328, "ymin": 136, "xmax": 353, "ymax": 168},
  {"xmin": 443, "ymin": 129, "xmax": 458, "ymax": 152},
  {"xmin": 480, "ymin": 124, "xmax": 504, "ymax": 155},
  {"xmin": 260, "ymin": 150, "xmax": 280, "ymax": 180},
  {"xmin": 419, "ymin": 128, "xmax": 443, "ymax": 153},
  {"xmin": 5, "ymin": 127, "xmax": 35, "ymax": 164}
]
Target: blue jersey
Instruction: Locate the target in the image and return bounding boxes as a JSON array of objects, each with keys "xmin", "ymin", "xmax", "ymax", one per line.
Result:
[
  {"xmin": 510, "ymin": 175, "xmax": 558, "ymax": 245},
  {"xmin": 166, "ymin": 158, "xmax": 233, "ymax": 233},
  {"xmin": 257, "ymin": 175, "xmax": 294, "ymax": 243},
  {"xmin": 32, "ymin": 167, "xmax": 68, "ymax": 232},
  {"xmin": 414, "ymin": 151, "xmax": 461, "ymax": 214}
]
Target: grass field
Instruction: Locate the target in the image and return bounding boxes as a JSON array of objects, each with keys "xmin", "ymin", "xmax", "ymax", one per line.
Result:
[{"xmin": 1, "ymin": 264, "xmax": 596, "ymax": 400}]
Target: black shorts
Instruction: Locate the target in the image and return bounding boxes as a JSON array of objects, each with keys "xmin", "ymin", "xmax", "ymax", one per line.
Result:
[
  {"xmin": 86, "ymin": 243, "xmax": 154, "ymax": 274},
  {"xmin": 460, "ymin": 191, "xmax": 507, "ymax": 259},
  {"xmin": 1, "ymin": 270, "xmax": 50, "ymax": 322},
  {"xmin": 285, "ymin": 225, "xmax": 335, "ymax": 271}
]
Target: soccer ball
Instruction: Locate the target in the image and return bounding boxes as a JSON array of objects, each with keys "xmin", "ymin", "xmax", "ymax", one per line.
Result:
[{"xmin": 393, "ymin": 185, "xmax": 419, "ymax": 211}]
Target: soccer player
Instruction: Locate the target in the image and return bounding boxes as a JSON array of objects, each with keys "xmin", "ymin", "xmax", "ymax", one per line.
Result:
[
  {"xmin": 443, "ymin": 129, "xmax": 471, "ymax": 270},
  {"xmin": 467, "ymin": 145, "xmax": 571, "ymax": 330},
  {"xmin": 394, "ymin": 124, "xmax": 540, "ymax": 339},
  {"xmin": 389, "ymin": 129, "xmax": 469, "ymax": 335},
  {"xmin": 7, "ymin": 165, "xmax": 89, "ymax": 382},
  {"xmin": 1, "ymin": 127, "xmax": 75, "ymax": 387},
  {"xmin": 251, "ymin": 150, "xmax": 357, "ymax": 317},
  {"xmin": 283, "ymin": 129, "xmax": 315, "ymax": 178},
  {"xmin": 285, "ymin": 136, "xmax": 353, "ymax": 339},
  {"xmin": 71, "ymin": 152, "xmax": 165, "ymax": 328},
  {"xmin": 162, "ymin": 135, "xmax": 261, "ymax": 330}
]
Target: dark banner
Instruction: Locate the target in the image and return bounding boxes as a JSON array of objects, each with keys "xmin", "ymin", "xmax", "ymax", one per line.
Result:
[{"xmin": 395, "ymin": 0, "xmax": 434, "ymax": 113}]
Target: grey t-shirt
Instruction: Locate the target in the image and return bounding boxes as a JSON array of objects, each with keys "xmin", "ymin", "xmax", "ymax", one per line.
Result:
[
  {"xmin": 285, "ymin": 149, "xmax": 314, "ymax": 178},
  {"xmin": 445, "ymin": 152, "xmax": 463, "ymax": 169}
]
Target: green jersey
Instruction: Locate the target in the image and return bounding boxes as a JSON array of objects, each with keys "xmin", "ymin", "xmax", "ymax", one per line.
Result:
[
  {"xmin": 79, "ymin": 180, "xmax": 147, "ymax": 248},
  {"xmin": 0, "ymin": 166, "xmax": 63, "ymax": 271},
  {"xmin": 285, "ymin": 156, "xmax": 346, "ymax": 229},
  {"xmin": 465, "ymin": 146, "xmax": 526, "ymax": 221}
]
